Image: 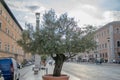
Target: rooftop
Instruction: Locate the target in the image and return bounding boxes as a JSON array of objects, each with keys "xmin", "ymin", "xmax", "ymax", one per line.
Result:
[{"xmin": 0, "ymin": 0, "xmax": 23, "ymax": 31}]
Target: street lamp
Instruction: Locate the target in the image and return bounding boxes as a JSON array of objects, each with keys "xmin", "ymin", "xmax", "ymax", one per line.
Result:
[
  {"xmin": 0, "ymin": 7, "xmax": 2, "ymax": 15},
  {"xmin": 0, "ymin": 10, "xmax": 2, "ymax": 15},
  {"xmin": 107, "ymin": 37, "xmax": 111, "ymax": 63}
]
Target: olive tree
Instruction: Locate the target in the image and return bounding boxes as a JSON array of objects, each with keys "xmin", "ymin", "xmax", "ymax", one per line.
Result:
[{"xmin": 18, "ymin": 9, "xmax": 96, "ymax": 77}]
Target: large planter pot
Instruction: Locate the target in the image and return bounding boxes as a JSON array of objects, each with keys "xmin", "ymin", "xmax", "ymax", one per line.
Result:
[{"xmin": 42, "ymin": 74, "xmax": 69, "ymax": 80}]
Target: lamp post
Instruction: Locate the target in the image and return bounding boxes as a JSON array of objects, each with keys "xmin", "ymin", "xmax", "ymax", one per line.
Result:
[
  {"xmin": 0, "ymin": 10, "xmax": 2, "ymax": 15},
  {"xmin": 107, "ymin": 37, "xmax": 111, "ymax": 63},
  {"xmin": 0, "ymin": 7, "xmax": 2, "ymax": 15},
  {"xmin": 35, "ymin": 13, "xmax": 40, "ymax": 31}
]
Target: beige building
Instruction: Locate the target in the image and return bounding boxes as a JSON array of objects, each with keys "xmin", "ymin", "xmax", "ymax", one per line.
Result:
[
  {"xmin": 0, "ymin": 0, "xmax": 24, "ymax": 63},
  {"xmin": 78, "ymin": 21, "xmax": 120, "ymax": 63},
  {"xmin": 94, "ymin": 21, "xmax": 120, "ymax": 63}
]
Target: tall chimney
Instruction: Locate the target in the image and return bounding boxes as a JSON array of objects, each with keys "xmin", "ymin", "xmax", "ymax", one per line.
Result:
[{"xmin": 35, "ymin": 13, "xmax": 40, "ymax": 31}]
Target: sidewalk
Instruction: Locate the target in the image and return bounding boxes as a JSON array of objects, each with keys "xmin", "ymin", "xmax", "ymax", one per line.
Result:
[
  {"xmin": 100, "ymin": 63, "xmax": 120, "ymax": 67},
  {"xmin": 20, "ymin": 65, "xmax": 33, "ymax": 78},
  {"xmin": 62, "ymin": 71, "xmax": 80, "ymax": 80},
  {"xmin": 47, "ymin": 64, "xmax": 80, "ymax": 80},
  {"xmin": 72, "ymin": 61, "xmax": 120, "ymax": 67},
  {"xmin": 20, "ymin": 64, "xmax": 80, "ymax": 80}
]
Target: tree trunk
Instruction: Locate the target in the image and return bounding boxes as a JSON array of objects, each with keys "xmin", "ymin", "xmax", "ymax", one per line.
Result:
[{"xmin": 53, "ymin": 54, "xmax": 66, "ymax": 77}]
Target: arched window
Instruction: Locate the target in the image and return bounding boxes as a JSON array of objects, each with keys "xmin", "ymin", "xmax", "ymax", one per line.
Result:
[
  {"xmin": 117, "ymin": 41, "xmax": 120, "ymax": 47},
  {"xmin": 116, "ymin": 28, "xmax": 119, "ymax": 33}
]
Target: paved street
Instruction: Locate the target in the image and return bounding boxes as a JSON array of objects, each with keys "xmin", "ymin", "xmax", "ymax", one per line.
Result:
[
  {"xmin": 19, "ymin": 63, "xmax": 80, "ymax": 80},
  {"xmin": 19, "ymin": 62, "xmax": 120, "ymax": 80},
  {"xmin": 63, "ymin": 62, "xmax": 120, "ymax": 80},
  {"xmin": 19, "ymin": 65, "xmax": 48, "ymax": 80}
]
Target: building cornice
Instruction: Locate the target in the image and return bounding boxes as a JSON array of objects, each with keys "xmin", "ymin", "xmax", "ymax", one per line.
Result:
[
  {"xmin": 95, "ymin": 21, "xmax": 120, "ymax": 33},
  {"xmin": 0, "ymin": 0, "xmax": 23, "ymax": 31}
]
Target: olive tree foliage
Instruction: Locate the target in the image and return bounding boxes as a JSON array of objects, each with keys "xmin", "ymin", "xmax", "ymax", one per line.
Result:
[
  {"xmin": 17, "ymin": 9, "xmax": 96, "ymax": 76},
  {"xmin": 17, "ymin": 30, "xmax": 32, "ymax": 53}
]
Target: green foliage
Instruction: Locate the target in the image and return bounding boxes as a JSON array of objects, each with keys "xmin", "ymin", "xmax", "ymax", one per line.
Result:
[
  {"xmin": 17, "ymin": 9, "xmax": 96, "ymax": 60},
  {"xmin": 17, "ymin": 9, "xmax": 96, "ymax": 76},
  {"xmin": 41, "ymin": 55, "xmax": 47, "ymax": 61},
  {"xmin": 17, "ymin": 30, "xmax": 32, "ymax": 53}
]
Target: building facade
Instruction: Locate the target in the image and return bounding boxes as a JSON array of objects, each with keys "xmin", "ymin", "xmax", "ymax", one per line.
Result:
[
  {"xmin": 0, "ymin": 0, "xmax": 24, "ymax": 63},
  {"xmin": 89, "ymin": 21, "xmax": 120, "ymax": 62},
  {"xmin": 77, "ymin": 21, "xmax": 120, "ymax": 63},
  {"xmin": 94, "ymin": 21, "xmax": 120, "ymax": 63}
]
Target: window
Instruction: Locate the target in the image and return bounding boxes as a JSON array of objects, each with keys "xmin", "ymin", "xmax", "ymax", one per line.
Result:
[
  {"xmin": 4, "ymin": 44, "xmax": 7, "ymax": 51},
  {"xmin": 116, "ymin": 28, "xmax": 119, "ymax": 33},
  {"xmin": 102, "ymin": 32, "xmax": 104, "ymax": 37},
  {"xmin": 6, "ymin": 27, "xmax": 9, "ymax": 35},
  {"xmin": 99, "ymin": 33, "xmax": 101, "ymax": 37},
  {"xmin": 100, "ymin": 54, "xmax": 102, "ymax": 57},
  {"xmin": 118, "ymin": 52, "xmax": 120, "ymax": 56},
  {"xmin": 7, "ymin": 29, "xmax": 9, "ymax": 34},
  {"xmin": 107, "ymin": 30, "xmax": 109, "ymax": 34},
  {"xmin": 117, "ymin": 41, "xmax": 120, "ymax": 47},
  {"xmin": 102, "ymin": 44, "xmax": 104, "ymax": 49},
  {"xmin": 0, "ymin": 9, "xmax": 2, "ymax": 15},
  {"xmin": 105, "ymin": 43, "xmax": 107, "ymax": 48},
  {"xmin": 105, "ymin": 53, "xmax": 108, "ymax": 57},
  {"xmin": 11, "ymin": 32, "xmax": 13, "ymax": 37},
  {"xmin": 0, "ymin": 41, "xmax": 1, "ymax": 49},
  {"xmin": 95, "ymin": 54, "xmax": 97, "ymax": 58},
  {"xmin": 6, "ymin": 16, "xmax": 8, "ymax": 21},
  {"xmin": 7, "ymin": 44, "xmax": 10, "ymax": 52},
  {"xmin": 12, "ymin": 45, "xmax": 14, "ymax": 52},
  {"xmin": 0, "ymin": 22, "xmax": 1, "ymax": 30},
  {"xmin": 104, "ymin": 31, "xmax": 106, "ymax": 36},
  {"xmin": 103, "ymin": 53, "xmax": 104, "ymax": 58},
  {"xmin": 8, "ymin": 19, "xmax": 9, "ymax": 23}
]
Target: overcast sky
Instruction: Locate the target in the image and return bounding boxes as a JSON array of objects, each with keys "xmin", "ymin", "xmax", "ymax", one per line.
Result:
[{"xmin": 5, "ymin": 0, "xmax": 120, "ymax": 29}]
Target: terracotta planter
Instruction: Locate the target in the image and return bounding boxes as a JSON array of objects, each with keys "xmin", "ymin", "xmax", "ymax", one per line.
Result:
[{"xmin": 42, "ymin": 74, "xmax": 69, "ymax": 80}]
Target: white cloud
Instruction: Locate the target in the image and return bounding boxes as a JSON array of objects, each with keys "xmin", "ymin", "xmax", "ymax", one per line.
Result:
[
  {"xmin": 34, "ymin": 7, "xmax": 46, "ymax": 13},
  {"xmin": 81, "ymin": 4, "xmax": 104, "ymax": 19},
  {"xmin": 6, "ymin": 1, "xmax": 29, "ymax": 12},
  {"xmin": 5, "ymin": 0, "xmax": 120, "ymax": 29},
  {"xmin": 103, "ymin": 11, "xmax": 120, "ymax": 21},
  {"xmin": 82, "ymin": 4, "xmax": 97, "ymax": 10}
]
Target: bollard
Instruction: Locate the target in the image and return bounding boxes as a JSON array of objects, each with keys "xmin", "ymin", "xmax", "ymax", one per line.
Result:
[{"xmin": 46, "ymin": 68, "xmax": 48, "ymax": 74}]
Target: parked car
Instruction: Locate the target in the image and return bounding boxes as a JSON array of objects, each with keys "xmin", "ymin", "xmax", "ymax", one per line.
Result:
[
  {"xmin": 0, "ymin": 70, "xmax": 4, "ymax": 80},
  {"xmin": 0, "ymin": 57, "xmax": 20, "ymax": 80},
  {"xmin": 24, "ymin": 62, "xmax": 32, "ymax": 67},
  {"xmin": 17, "ymin": 63, "xmax": 22, "ymax": 69}
]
